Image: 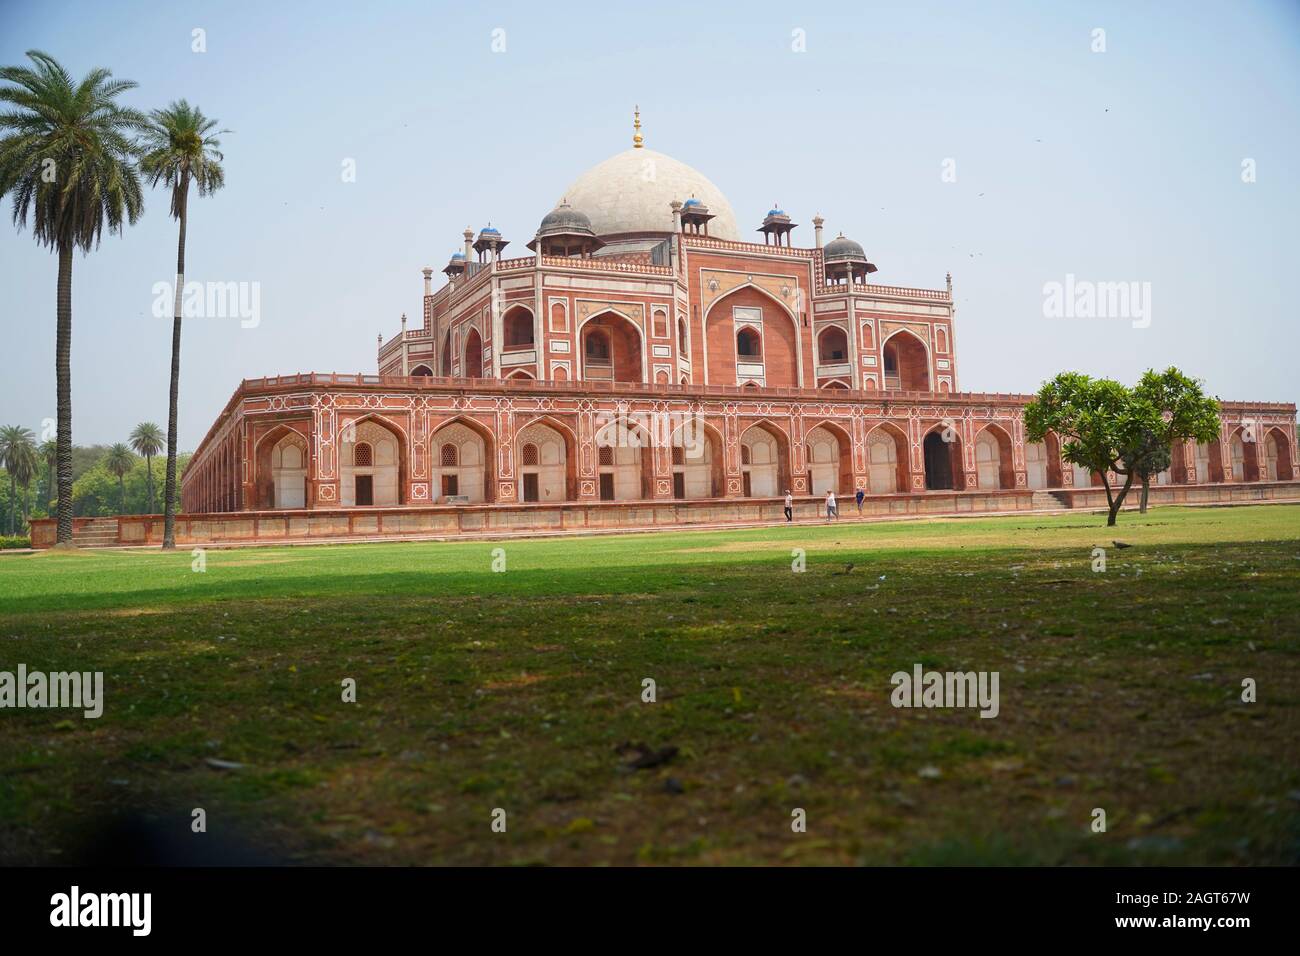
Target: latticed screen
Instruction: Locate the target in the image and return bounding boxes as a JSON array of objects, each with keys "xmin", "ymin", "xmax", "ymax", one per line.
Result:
[
  {"xmin": 598, "ymin": 446, "xmax": 614, "ymax": 466},
  {"xmin": 440, "ymin": 443, "xmax": 458, "ymax": 467},
  {"xmin": 353, "ymin": 442, "xmax": 373, "ymax": 467},
  {"xmin": 522, "ymin": 443, "xmax": 539, "ymax": 466},
  {"xmin": 672, "ymin": 446, "xmax": 684, "ymax": 466}
]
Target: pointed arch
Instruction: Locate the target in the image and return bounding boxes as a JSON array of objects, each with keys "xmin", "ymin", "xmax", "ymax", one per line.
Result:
[
  {"xmin": 703, "ymin": 284, "xmax": 803, "ymax": 388},
  {"xmin": 739, "ymin": 419, "xmax": 792, "ymax": 497},
  {"xmin": 881, "ymin": 328, "xmax": 931, "ymax": 391},
  {"xmin": 806, "ymin": 420, "xmax": 853, "ymax": 495},
  {"xmin": 669, "ymin": 418, "xmax": 724, "ymax": 499},
  {"xmin": 817, "ymin": 325, "xmax": 849, "ymax": 363},
  {"xmin": 922, "ymin": 422, "xmax": 964, "ymax": 490},
  {"xmin": 339, "ymin": 412, "xmax": 408, "ymax": 506},
  {"xmin": 579, "ymin": 310, "xmax": 644, "ymax": 383},
  {"xmin": 431, "ymin": 415, "xmax": 496, "ymax": 502},
  {"xmin": 502, "ymin": 304, "xmax": 535, "ymax": 350},
  {"xmin": 974, "ymin": 422, "xmax": 1015, "ymax": 489},
  {"xmin": 865, "ymin": 421, "xmax": 910, "ymax": 493},
  {"xmin": 593, "ymin": 413, "xmax": 655, "ymax": 500},
  {"xmin": 1227, "ymin": 425, "xmax": 1259, "ymax": 481},
  {"xmin": 515, "ymin": 414, "xmax": 579, "ymax": 501},
  {"xmin": 252, "ymin": 422, "xmax": 311, "ymax": 509},
  {"xmin": 1264, "ymin": 426, "xmax": 1292, "ymax": 481},
  {"xmin": 463, "ymin": 327, "xmax": 483, "ymax": 378}
]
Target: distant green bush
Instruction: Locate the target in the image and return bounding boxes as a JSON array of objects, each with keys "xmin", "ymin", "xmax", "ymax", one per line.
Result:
[{"xmin": 0, "ymin": 535, "xmax": 31, "ymax": 549}]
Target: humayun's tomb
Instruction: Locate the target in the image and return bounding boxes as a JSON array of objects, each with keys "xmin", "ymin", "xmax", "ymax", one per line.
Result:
[{"xmin": 34, "ymin": 115, "xmax": 1298, "ymax": 548}]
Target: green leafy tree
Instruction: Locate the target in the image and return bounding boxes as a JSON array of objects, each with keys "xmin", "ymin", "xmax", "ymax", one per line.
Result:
[
  {"xmin": 139, "ymin": 100, "xmax": 227, "ymax": 549},
  {"xmin": 0, "ymin": 426, "xmax": 38, "ymax": 534},
  {"xmin": 103, "ymin": 443, "xmax": 136, "ymax": 514},
  {"xmin": 1127, "ymin": 367, "xmax": 1222, "ymax": 513},
  {"xmin": 129, "ymin": 421, "xmax": 164, "ymax": 512},
  {"xmin": 37, "ymin": 438, "xmax": 56, "ymax": 513},
  {"xmin": 1025, "ymin": 372, "xmax": 1158, "ymax": 527},
  {"xmin": 0, "ymin": 51, "xmax": 145, "ymax": 546}
]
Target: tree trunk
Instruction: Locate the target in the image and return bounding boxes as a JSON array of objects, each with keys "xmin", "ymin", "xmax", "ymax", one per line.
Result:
[
  {"xmin": 1139, "ymin": 475, "xmax": 1150, "ymax": 514},
  {"xmin": 119, "ymin": 475, "xmax": 127, "ymax": 515},
  {"xmin": 7, "ymin": 475, "xmax": 14, "ymax": 536},
  {"xmin": 162, "ymin": 184, "xmax": 189, "ymax": 549},
  {"xmin": 145, "ymin": 453, "xmax": 154, "ymax": 513},
  {"xmin": 1107, "ymin": 473, "xmax": 1135, "ymax": 526},
  {"xmin": 55, "ymin": 243, "xmax": 74, "ymax": 545}
]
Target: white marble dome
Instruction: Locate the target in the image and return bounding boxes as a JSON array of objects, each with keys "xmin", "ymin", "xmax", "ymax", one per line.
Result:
[{"xmin": 559, "ymin": 148, "xmax": 739, "ymax": 240}]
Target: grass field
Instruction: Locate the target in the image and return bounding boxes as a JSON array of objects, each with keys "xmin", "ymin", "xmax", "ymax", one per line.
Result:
[{"xmin": 2, "ymin": 504, "xmax": 1298, "ymax": 866}]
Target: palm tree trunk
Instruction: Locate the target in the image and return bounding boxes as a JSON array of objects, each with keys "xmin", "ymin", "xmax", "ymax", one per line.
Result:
[
  {"xmin": 55, "ymin": 243, "xmax": 74, "ymax": 545},
  {"xmin": 119, "ymin": 475, "xmax": 126, "ymax": 514},
  {"xmin": 7, "ymin": 475, "xmax": 14, "ymax": 536},
  {"xmin": 162, "ymin": 185, "xmax": 189, "ymax": 549},
  {"xmin": 145, "ymin": 453, "xmax": 155, "ymax": 513}
]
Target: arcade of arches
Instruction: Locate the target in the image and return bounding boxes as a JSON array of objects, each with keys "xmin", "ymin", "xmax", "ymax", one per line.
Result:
[{"xmin": 187, "ymin": 386, "xmax": 1297, "ymax": 516}]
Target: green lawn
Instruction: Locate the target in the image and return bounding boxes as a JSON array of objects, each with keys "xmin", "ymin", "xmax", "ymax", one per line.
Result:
[{"xmin": 1, "ymin": 505, "xmax": 1298, "ymax": 865}]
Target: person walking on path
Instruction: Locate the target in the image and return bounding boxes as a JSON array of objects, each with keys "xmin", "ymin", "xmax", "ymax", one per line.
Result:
[
  {"xmin": 825, "ymin": 489, "xmax": 838, "ymax": 521},
  {"xmin": 855, "ymin": 485, "xmax": 865, "ymax": 515},
  {"xmin": 784, "ymin": 489, "xmax": 793, "ymax": 523}
]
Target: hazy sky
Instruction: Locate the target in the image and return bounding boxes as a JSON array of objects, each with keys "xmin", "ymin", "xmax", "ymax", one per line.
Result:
[{"xmin": 2, "ymin": 0, "xmax": 1297, "ymax": 449}]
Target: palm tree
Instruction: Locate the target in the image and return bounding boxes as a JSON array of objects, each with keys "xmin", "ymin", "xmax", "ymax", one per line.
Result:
[
  {"xmin": 0, "ymin": 426, "xmax": 38, "ymax": 535},
  {"xmin": 129, "ymin": 421, "xmax": 164, "ymax": 512},
  {"xmin": 0, "ymin": 51, "xmax": 145, "ymax": 546},
  {"xmin": 104, "ymin": 443, "xmax": 135, "ymax": 515},
  {"xmin": 37, "ymin": 438, "xmax": 56, "ymax": 513},
  {"xmin": 139, "ymin": 101, "xmax": 226, "ymax": 549}
]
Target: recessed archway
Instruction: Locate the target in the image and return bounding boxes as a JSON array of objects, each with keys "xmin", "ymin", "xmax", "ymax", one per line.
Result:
[
  {"xmin": 517, "ymin": 417, "xmax": 576, "ymax": 502},
  {"xmin": 670, "ymin": 420, "xmax": 724, "ymax": 499},
  {"xmin": 410, "ymin": 364, "xmax": 433, "ymax": 377},
  {"xmin": 881, "ymin": 330, "xmax": 931, "ymax": 391},
  {"xmin": 432, "ymin": 418, "xmax": 493, "ymax": 503},
  {"xmin": 502, "ymin": 305, "xmax": 535, "ymax": 350},
  {"xmin": 740, "ymin": 421, "xmax": 791, "ymax": 497},
  {"xmin": 974, "ymin": 424, "xmax": 1015, "ymax": 490},
  {"xmin": 866, "ymin": 423, "xmax": 909, "ymax": 494},
  {"xmin": 1229, "ymin": 427, "xmax": 1259, "ymax": 482},
  {"xmin": 704, "ymin": 285, "xmax": 801, "ymax": 388},
  {"xmin": 253, "ymin": 423, "xmax": 311, "ymax": 510},
  {"xmin": 463, "ymin": 328, "xmax": 483, "ymax": 378},
  {"xmin": 1264, "ymin": 427, "xmax": 1293, "ymax": 481},
  {"xmin": 817, "ymin": 326, "xmax": 848, "ymax": 363},
  {"xmin": 923, "ymin": 426, "xmax": 964, "ymax": 490},
  {"xmin": 580, "ymin": 311, "xmax": 644, "ymax": 384},
  {"xmin": 593, "ymin": 416, "xmax": 653, "ymax": 500},
  {"xmin": 806, "ymin": 422, "xmax": 852, "ymax": 495},
  {"xmin": 340, "ymin": 416, "xmax": 405, "ymax": 506}
]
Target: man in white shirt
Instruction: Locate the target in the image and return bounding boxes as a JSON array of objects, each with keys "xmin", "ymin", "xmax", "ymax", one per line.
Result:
[
  {"xmin": 783, "ymin": 490, "xmax": 793, "ymax": 523},
  {"xmin": 825, "ymin": 490, "xmax": 838, "ymax": 520}
]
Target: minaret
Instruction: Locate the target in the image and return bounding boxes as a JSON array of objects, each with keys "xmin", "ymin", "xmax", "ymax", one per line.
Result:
[
  {"xmin": 422, "ymin": 267, "xmax": 433, "ymax": 296},
  {"xmin": 813, "ymin": 214, "xmax": 825, "ymax": 248}
]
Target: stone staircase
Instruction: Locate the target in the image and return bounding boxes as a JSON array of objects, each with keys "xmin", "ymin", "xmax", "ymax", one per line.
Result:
[
  {"xmin": 73, "ymin": 517, "xmax": 121, "ymax": 548},
  {"xmin": 1030, "ymin": 490, "xmax": 1073, "ymax": 510}
]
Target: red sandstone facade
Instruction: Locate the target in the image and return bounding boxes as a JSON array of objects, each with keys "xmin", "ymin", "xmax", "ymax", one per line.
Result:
[{"xmin": 179, "ymin": 134, "xmax": 1299, "ymax": 518}]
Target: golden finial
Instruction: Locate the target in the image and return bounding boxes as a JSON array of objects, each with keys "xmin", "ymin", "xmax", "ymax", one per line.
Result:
[{"xmin": 632, "ymin": 105, "xmax": 644, "ymax": 149}]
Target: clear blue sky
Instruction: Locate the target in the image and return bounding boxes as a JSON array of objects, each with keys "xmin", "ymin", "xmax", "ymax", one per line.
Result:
[{"xmin": 2, "ymin": 0, "xmax": 1297, "ymax": 448}]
